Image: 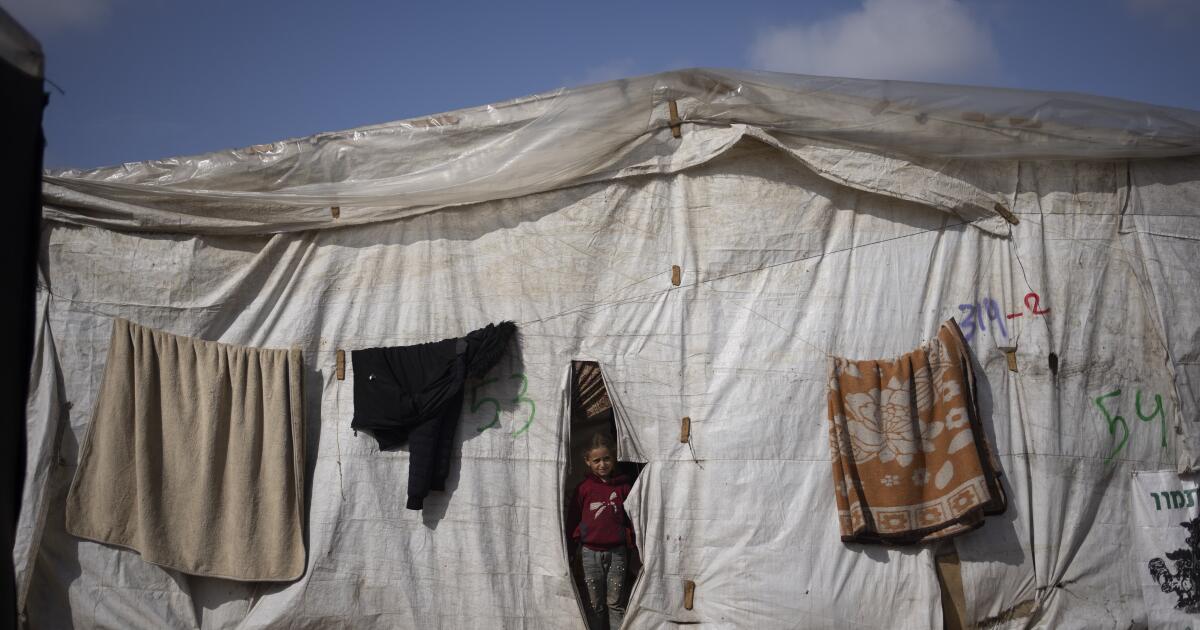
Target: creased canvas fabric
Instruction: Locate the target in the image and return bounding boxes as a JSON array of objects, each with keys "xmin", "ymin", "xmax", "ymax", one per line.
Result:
[
  {"xmin": 64, "ymin": 318, "xmax": 306, "ymax": 581},
  {"xmin": 827, "ymin": 319, "xmax": 1006, "ymax": 544}
]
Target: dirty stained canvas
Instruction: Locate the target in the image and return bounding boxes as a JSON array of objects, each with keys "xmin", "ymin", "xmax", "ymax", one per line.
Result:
[{"xmin": 15, "ymin": 69, "xmax": 1200, "ymax": 628}]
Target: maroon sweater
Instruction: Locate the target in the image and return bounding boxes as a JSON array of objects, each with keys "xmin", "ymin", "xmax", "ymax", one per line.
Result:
[{"xmin": 568, "ymin": 473, "xmax": 634, "ymax": 550}]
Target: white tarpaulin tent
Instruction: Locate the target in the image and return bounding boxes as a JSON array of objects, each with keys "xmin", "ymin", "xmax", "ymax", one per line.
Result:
[{"xmin": 15, "ymin": 68, "xmax": 1200, "ymax": 628}]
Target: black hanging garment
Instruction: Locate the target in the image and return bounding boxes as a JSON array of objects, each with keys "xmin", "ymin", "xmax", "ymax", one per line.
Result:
[{"xmin": 351, "ymin": 322, "xmax": 517, "ymax": 510}]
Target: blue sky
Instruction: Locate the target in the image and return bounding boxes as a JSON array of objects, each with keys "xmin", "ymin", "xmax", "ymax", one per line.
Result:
[{"xmin": 5, "ymin": 0, "xmax": 1199, "ymax": 170}]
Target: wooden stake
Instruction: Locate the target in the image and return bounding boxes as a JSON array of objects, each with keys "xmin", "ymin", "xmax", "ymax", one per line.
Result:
[
  {"xmin": 683, "ymin": 579, "xmax": 695, "ymax": 610},
  {"xmin": 668, "ymin": 100, "xmax": 682, "ymax": 139},
  {"xmin": 1003, "ymin": 348, "xmax": 1018, "ymax": 372},
  {"xmin": 993, "ymin": 202, "xmax": 1019, "ymax": 225},
  {"xmin": 680, "ymin": 416, "xmax": 691, "ymax": 443},
  {"xmin": 671, "ymin": 265, "xmax": 681, "ymax": 286},
  {"xmin": 336, "ymin": 349, "xmax": 345, "ymax": 380}
]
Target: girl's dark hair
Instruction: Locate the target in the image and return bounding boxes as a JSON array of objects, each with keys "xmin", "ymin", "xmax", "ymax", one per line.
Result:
[{"xmin": 581, "ymin": 433, "xmax": 615, "ymax": 458}]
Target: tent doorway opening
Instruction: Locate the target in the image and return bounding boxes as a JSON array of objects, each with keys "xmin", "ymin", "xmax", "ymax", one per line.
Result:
[{"xmin": 566, "ymin": 361, "xmax": 643, "ymax": 630}]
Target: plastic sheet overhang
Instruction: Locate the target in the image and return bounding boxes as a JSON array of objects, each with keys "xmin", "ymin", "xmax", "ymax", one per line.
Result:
[
  {"xmin": 41, "ymin": 68, "xmax": 1200, "ymax": 236},
  {"xmin": 0, "ymin": 7, "xmax": 43, "ymax": 79}
]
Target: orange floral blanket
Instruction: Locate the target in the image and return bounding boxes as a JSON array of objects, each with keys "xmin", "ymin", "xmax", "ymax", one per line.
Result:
[{"xmin": 827, "ymin": 319, "xmax": 1006, "ymax": 544}]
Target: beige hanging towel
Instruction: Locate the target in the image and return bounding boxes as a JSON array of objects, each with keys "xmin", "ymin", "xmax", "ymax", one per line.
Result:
[
  {"xmin": 827, "ymin": 319, "xmax": 1005, "ymax": 545},
  {"xmin": 65, "ymin": 318, "xmax": 306, "ymax": 581}
]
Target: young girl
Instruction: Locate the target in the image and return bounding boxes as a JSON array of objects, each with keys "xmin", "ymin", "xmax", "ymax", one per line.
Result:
[{"xmin": 568, "ymin": 434, "xmax": 634, "ymax": 629}]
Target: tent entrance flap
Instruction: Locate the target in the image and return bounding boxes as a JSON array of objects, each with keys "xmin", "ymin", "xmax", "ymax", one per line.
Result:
[{"xmin": 565, "ymin": 360, "xmax": 643, "ymax": 630}]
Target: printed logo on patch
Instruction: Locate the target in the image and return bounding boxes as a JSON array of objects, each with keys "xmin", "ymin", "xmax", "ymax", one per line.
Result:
[{"xmin": 1148, "ymin": 515, "xmax": 1200, "ymax": 613}]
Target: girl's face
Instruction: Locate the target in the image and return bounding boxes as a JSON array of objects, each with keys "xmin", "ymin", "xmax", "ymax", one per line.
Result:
[{"xmin": 585, "ymin": 447, "xmax": 614, "ymax": 479}]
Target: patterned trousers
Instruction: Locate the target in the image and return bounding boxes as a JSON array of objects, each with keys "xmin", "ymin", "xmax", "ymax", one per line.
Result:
[{"xmin": 581, "ymin": 546, "xmax": 627, "ymax": 629}]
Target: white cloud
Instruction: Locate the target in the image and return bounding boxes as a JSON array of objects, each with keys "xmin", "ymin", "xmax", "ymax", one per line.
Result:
[
  {"xmin": 748, "ymin": 0, "xmax": 999, "ymax": 83},
  {"xmin": 0, "ymin": 0, "xmax": 116, "ymax": 34}
]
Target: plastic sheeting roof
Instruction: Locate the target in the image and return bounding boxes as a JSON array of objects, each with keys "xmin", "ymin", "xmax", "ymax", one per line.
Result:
[
  {"xmin": 0, "ymin": 7, "xmax": 43, "ymax": 78},
  {"xmin": 42, "ymin": 68, "xmax": 1200, "ymax": 236}
]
